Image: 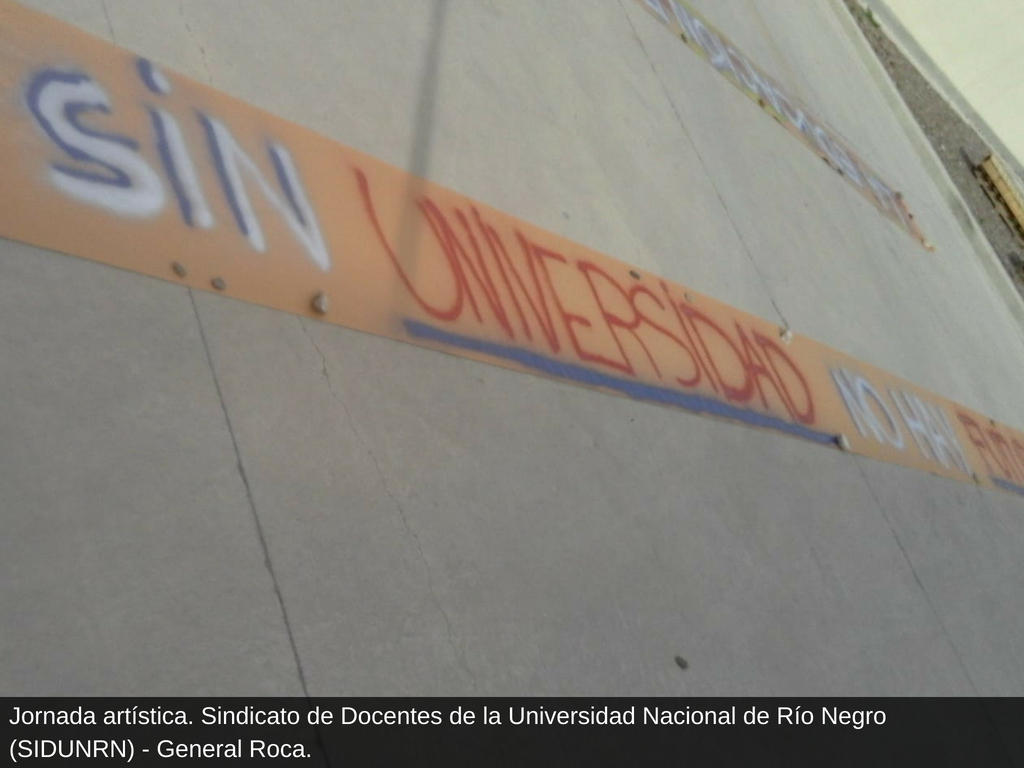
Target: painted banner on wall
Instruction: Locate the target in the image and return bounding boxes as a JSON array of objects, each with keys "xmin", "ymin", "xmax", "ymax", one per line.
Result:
[
  {"xmin": 1, "ymin": 0, "xmax": 1023, "ymax": 499},
  {"xmin": 634, "ymin": 0, "xmax": 932, "ymax": 249}
]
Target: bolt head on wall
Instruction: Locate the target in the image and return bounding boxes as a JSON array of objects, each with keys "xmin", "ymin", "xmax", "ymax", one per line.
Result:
[{"xmin": 312, "ymin": 291, "xmax": 329, "ymax": 314}]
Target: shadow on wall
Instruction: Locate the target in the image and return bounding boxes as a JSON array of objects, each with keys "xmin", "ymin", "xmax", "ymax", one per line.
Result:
[{"xmin": 393, "ymin": 0, "xmax": 450, "ymax": 304}]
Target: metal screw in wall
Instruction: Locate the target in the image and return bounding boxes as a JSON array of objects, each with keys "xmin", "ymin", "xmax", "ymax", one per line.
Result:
[
  {"xmin": 312, "ymin": 291, "xmax": 329, "ymax": 315},
  {"xmin": 171, "ymin": 261, "xmax": 187, "ymax": 278},
  {"xmin": 211, "ymin": 277, "xmax": 226, "ymax": 291}
]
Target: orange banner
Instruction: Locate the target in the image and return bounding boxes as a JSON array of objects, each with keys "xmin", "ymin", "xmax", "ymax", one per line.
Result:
[
  {"xmin": 634, "ymin": 0, "xmax": 932, "ymax": 248},
  {"xmin": 1, "ymin": 0, "xmax": 1022, "ymax": 499}
]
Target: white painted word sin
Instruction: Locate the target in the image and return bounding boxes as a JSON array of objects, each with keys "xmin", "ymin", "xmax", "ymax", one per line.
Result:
[{"xmin": 25, "ymin": 58, "xmax": 330, "ymax": 270}]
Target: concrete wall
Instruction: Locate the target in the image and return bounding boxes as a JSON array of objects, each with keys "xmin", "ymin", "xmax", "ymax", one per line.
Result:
[{"xmin": 3, "ymin": 0, "xmax": 1024, "ymax": 695}]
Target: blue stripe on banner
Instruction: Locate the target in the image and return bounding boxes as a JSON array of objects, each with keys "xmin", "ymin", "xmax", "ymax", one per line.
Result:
[
  {"xmin": 403, "ymin": 318, "xmax": 839, "ymax": 447},
  {"xmin": 992, "ymin": 477, "xmax": 1024, "ymax": 497}
]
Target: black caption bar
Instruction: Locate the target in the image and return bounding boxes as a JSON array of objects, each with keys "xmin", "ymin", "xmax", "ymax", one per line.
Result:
[{"xmin": 1, "ymin": 698, "xmax": 1022, "ymax": 766}]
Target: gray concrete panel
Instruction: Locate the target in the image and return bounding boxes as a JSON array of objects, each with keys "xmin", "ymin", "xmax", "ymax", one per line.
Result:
[
  {"xmin": 3, "ymin": 0, "xmax": 1022, "ymax": 695},
  {"xmin": 0, "ymin": 242, "xmax": 302, "ymax": 695}
]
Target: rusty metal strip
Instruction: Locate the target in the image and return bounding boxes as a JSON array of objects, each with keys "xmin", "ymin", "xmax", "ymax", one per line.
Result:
[
  {"xmin": 2, "ymin": 0, "xmax": 1023, "ymax": 498},
  {"xmin": 634, "ymin": 0, "xmax": 933, "ymax": 249}
]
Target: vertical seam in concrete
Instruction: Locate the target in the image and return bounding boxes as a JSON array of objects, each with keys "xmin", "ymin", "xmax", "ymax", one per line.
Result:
[
  {"xmin": 856, "ymin": 465, "xmax": 1017, "ymax": 755},
  {"xmin": 187, "ymin": 290, "xmax": 311, "ymax": 698},
  {"xmin": 100, "ymin": 0, "xmax": 116, "ymax": 43},
  {"xmin": 178, "ymin": 0, "xmax": 213, "ymax": 85},
  {"xmin": 296, "ymin": 318, "xmax": 479, "ymax": 692},
  {"xmin": 617, "ymin": 0, "xmax": 790, "ymax": 329},
  {"xmin": 852, "ymin": 458, "xmax": 979, "ymax": 694}
]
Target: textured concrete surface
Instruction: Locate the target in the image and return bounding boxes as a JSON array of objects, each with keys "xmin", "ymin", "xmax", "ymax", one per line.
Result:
[{"xmin": 2, "ymin": 0, "xmax": 1023, "ymax": 695}]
